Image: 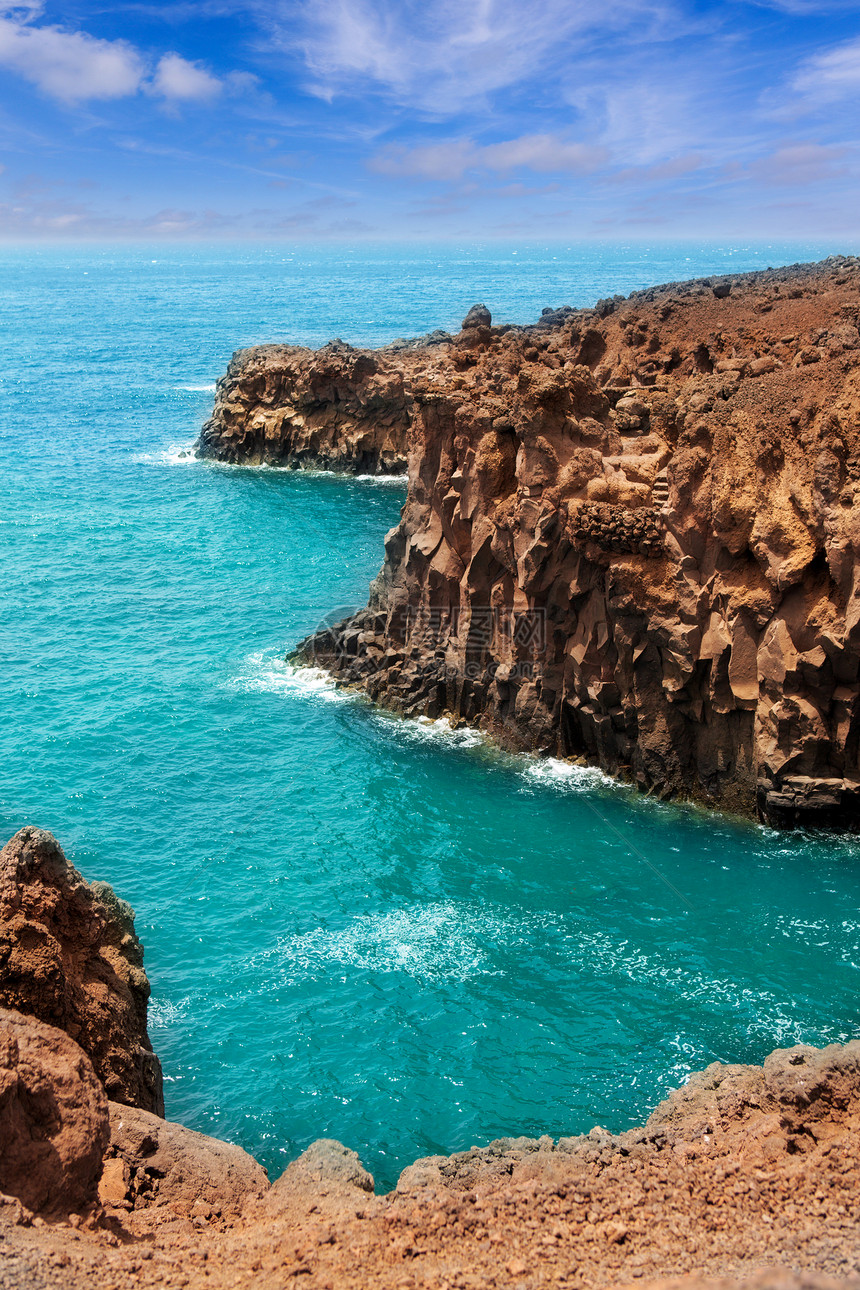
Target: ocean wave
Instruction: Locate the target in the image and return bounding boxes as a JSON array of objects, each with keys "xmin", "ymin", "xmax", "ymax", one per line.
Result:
[
  {"xmin": 521, "ymin": 757, "xmax": 615, "ymax": 793},
  {"xmin": 353, "ymin": 473, "xmax": 408, "ymax": 485},
  {"xmin": 175, "ymin": 384, "xmax": 216, "ymax": 393},
  {"xmin": 373, "ymin": 711, "xmax": 485, "ymax": 751}
]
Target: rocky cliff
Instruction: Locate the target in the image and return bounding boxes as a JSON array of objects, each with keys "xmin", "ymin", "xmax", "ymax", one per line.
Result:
[
  {"xmin": 0, "ymin": 827, "xmax": 164, "ymax": 1114},
  {"xmin": 196, "ymin": 334, "xmax": 450, "ymax": 472},
  {"xmin": 264, "ymin": 257, "xmax": 859, "ymax": 830}
]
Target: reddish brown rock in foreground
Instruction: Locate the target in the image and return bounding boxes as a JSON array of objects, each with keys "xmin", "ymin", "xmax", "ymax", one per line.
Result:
[
  {"xmin": 0, "ymin": 827, "xmax": 164, "ymax": 1114},
  {"xmin": 0, "ymin": 1007, "xmax": 109, "ymax": 1216},
  {"xmin": 227, "ymin": 256, "xmax": 860, "ymax": 829},
  {"xmin": 5, "ymin": 1039, "xmax": 860, "ymax": 1288},
  {"xmin": 104, "ymin": 1101, "xmax": 269, "ymax": 1217}
]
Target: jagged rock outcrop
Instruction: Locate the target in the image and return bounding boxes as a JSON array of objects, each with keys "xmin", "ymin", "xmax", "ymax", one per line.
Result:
[
  {"xmin": 197, "ymin": 342, "xmax": 414, "ymax": 472},
  {"xmin": 258, "ymin": 1140, "xmax": 374, "ymax": 1218},
  {"xmin": 0, "ymin": 1007, "xmax": 109, "ymax": 1216},
  {"xmin": 277, "ymin": 257, "xmax": 860, "ymax": 829},
  {"xmin": 0, "ymin": 827, "xmax": 164, "ymax": 1114}
]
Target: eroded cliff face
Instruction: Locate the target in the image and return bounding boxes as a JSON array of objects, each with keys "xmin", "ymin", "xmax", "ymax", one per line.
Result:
[
  {"xmin": 290, "ymin": 258, "xmax": 860, "ymax": 829},
  {"xmin": 196, "ymin": 337, "xmax": 448, "ymax": 473}
]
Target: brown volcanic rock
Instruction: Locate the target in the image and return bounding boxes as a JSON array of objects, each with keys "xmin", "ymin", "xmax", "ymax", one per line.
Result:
[
  {"xmin": 276, "ymin": 257, "xmax": 860, "ymax": 829},
  {"xmin": 261, "ymin": 1139, "xmax": 374, "ymax": 1215},
  {"xmin": 397, "ymin": 1041, "xmax": 860, "ymax": 1196},
  {"xmin": 6, "ymin": 1039, "xmax": 860, "ymax": 1288},
  {"xmin": 196, "ymin": 340, "xmax": 421, "ymax": 472},
  {"xmin": 105, "ymin": 1101, "xmax": 269, "ymax": 1216},
  {"xmin": 0, "ymin": 1007, "xmax": 109, "ymax": 1216},
  {"xmin": 0, "ymin": 827, "xmax": 164, "ymax": 1114}
]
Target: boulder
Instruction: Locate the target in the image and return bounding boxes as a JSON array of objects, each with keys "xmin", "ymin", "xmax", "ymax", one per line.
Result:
[
  {"xmin": 461, "ymin": 303, "xmax": 492, "ymax": 330},
  {"xmin": 106, "ymin": 1102, "xmax": 269, "ymax": 1216},
  {"xmin": 0, "ymin": 1007, "xmax": 109, "ymax": 1216},
  {"xmin": 263, "ymin": 1139, "xmax": 374, "ymax": 1212},
  {"xmin": 0, "ymin": 826, "xmax": 163, "ymax": 1114}
]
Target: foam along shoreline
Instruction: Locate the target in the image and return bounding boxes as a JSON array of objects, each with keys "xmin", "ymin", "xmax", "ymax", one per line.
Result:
[{"xmin": 241, "ymin": 653, "xmax": 758, "ymax": 838}]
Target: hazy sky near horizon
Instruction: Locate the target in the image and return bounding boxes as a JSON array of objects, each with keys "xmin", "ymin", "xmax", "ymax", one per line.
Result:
[{"xmin": 0, "ymin": 0, "xmax": 858, "ymax": 240}]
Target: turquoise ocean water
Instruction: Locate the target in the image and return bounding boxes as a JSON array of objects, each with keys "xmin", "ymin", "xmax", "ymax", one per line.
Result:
[{"xmin": 1, "ymin": 241, "xmax": 859, "ymax": 1190}]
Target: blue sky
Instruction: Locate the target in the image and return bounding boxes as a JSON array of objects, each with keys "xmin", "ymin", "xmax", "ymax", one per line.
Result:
[{"xmin": 0, "ymin": 0, "xmax": 858, "ymax": 239}]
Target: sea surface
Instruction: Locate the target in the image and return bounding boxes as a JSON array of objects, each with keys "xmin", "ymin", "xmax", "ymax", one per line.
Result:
[{"xmin": 1, "ymin": 241, "xmax": 859, "ymax": 1190}]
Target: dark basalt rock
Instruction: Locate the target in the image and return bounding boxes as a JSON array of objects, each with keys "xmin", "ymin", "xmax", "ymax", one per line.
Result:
[{"xmin": 462, "ymin": 303, "xmax": 492, "ymax": 330}]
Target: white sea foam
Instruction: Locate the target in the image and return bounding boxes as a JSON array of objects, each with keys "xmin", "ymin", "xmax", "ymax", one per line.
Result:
[
  {"xmin": 134, "ymin": 441, "xmax": 199, "ymax": 465},
  {"xmin": 521, "ymin": 757, "xmax": 615, "ymax": 793},
  {"xmin": 176, "ymin": 383, "xmax": 216, "ymax": 393},
  {"xmin": 230, "ymin": 652, "xmax": 351, "ymax": 703},
  {"xmin": 247, "ymin": 901, "xmax": 843, "ymax": 1046},
  {"xmin": 253, "ymin": 902, "xmax": 511, "ymax": 984},
  {"xmin": 354, "ymin": 473, "xmax": 408, "ymax": 485},
  {"xmin": 148, "ymin": 997, "xmax": 191, "ymax": 1028},
  {"xmin": 375, "ymin": 711, "xmax": 485, "ymax": 751}
]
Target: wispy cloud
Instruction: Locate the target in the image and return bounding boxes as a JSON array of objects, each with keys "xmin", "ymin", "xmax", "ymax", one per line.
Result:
[
  {"xmin": 745, "ymin": 141, "xmax": 852, "ymax": 184},
  {"xmin": 789, "ymin": 34, "xmax": 860, "ymax": 105},
  {"xmin": 257, "ymin": 0, "xmax": 674, "ymax": 114},
  {"xmin": 370, "ymin": 134, "xmax": 606, "ymax": 181},
  {"xmin": 744, "ymin": 0, "xmax": 860, "ymax": 12}
]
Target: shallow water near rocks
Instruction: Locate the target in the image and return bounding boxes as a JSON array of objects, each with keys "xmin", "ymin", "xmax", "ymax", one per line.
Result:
[{"xmin": 1, "ymin": 241, "xmax": 859, "ymax": 1191}]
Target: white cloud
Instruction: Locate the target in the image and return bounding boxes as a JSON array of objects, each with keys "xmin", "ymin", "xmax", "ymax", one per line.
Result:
[
  {"xmin": 370, "ymin": 133, "xmax": 606, "ymax": 181},
  {"xmin": 789, "ymin": 35, "xmax": 860, "ymax": 104},
  {"xmin": 258, "ymin": 0, "xmax": 673, "ymax": 115},
  {"xmin": 0, "ymin": 14, "xmax": 143, "ymax": 101},
  {"xmin": 0, "ymin": 9, "xmax": 225, "ymax": 106},
  {"xmin": 152, "ymin": 53, "xmax": 222, "ymax": 102}
]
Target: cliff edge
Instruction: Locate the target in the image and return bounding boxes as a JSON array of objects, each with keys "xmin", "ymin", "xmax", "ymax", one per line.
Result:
[
  {"xmin": 3, "ymin": 826, "xmax": 860, "ymax": 1288},
  {"xmin": 0, "ymin": 826, "xmax": 164, "ymax": 1114},
  {"xmin": 230, "ymin": 257, "xmax": 859, "ymax": 829}
]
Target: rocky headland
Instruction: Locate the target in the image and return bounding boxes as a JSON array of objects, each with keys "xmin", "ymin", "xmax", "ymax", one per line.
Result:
[
  {"xmin": 2, "ymin": 828, "xmax": 860, "ymax": 1290},
  {"xmin": 198, "ymin": 257, "xmax": 860, "ymax": 830}
]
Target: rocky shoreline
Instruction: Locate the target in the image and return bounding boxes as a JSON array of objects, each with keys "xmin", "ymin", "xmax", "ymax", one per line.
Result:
[
  {"xmin": 3, "ymin": 825, "xmax": 860, "ymax": 1290},
  {"xmin": 198, "ymin": 257, "xmax": 860, "ymax": 831}
]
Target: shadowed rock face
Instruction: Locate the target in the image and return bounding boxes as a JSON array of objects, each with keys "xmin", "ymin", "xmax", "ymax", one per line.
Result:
[
  {"xmin": 0, "ymin": 827, "xmax": 164, "ymax": 1114},
  {"xmin": 271, "ymin": 258, "xmax": 860, "ymax": 829},
  {"xmin": 0, "ymin": 1007, "xmax": 109, "ymax": 1216}
]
